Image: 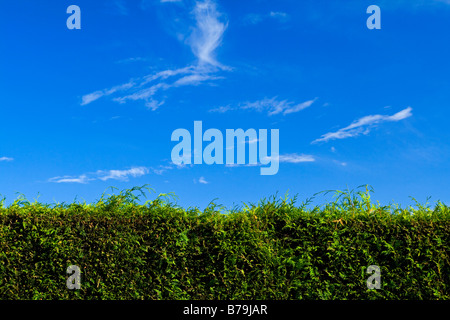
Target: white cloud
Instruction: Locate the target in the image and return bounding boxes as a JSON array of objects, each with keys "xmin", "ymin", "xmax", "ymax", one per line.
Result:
[
  {"xmin": 48, "ymin": 166, "xmax": 150, "ymax": 184},
  {"xmin": 81, "ymin": 0, "xmax": 229, "ymax": 110},
  {"xmin": 209, "ymin": 105, "xmax": 233, "ymax": 113},
  {"xmin": 261, "ymin": 154, "xmax": 316, "ymax": 163},
  {"xmin": 270, "ymin": 11, "xmax": 287, "ymax": 18},
  {"xmin": 188, "ymin": 0, "xmax": 229, "ymax": 69},
  {"xmin": 279, "ymin": 154, "xmax": 315, "ymax": 163},
  {"xmin": 245, "ymin": 138, "xmax": 259, "ymax": 144},
  {"xmin": 227, "ymin": 154, "xmax": 315, "ymax": 167},
  {"xmin": 243, "ymin": 97, "xmax": 317, "ymax": 116},
  {"xmin": 312, "ymin": 107, "xmax": 413, "ymax": 143},
  {"xmin": 242, "ymin": 97, "xmax": 289, "ymax": 114},
  {"xmin": 282, "ymin": 98, "xmax": 317, "ymax": 115},
  {"xmin": 145, "ymin": 99, "xmax": 165, "ymax": 111},
  {"xmin": 97, "ymin": 167, "xmax": 149, "ymax": 181},
  {"xmin": 81, "ymin": 81, "xmax": 135, "ymax": 106},
  {"xmin": 140, "ymin": 66, "xmax": 194, "ymax": 87},
  {"xmin": 48, "ymin": 175, "xmax": 90, "ymax": 184},
  {"xmin": 152, "ymin": 165, "xmax": 174, "ymax": 175},
  {"xmin": 173, "ymin": 73, "xmax": 223, "ymax": 86},
  {"xmin": 0, "ymin": 157, "xmax": 13, "ymax": 162},
  {"xmin": 269, "ymin": 11, "xmax": 290, "ymax": 22},
  {"xmin": 388, "ymin": 107, "xmax": 413, "ymax": 121},
  {"xmin": 212, "ymin": 97, "xmax": 317, "ymax": 116},
  {"xmin": 47, "ymin": 160, "xmax": 194, "ymax": 184},
  {"xmin": 198, "ymin": 176, "xmax": 208, "ymax": 184},
  {"xmin": 193, "ymin": 176, "xmax": 209, "ymax": 184},
  {"xmin": 244, "ymin": 11, "xmax": 290, "ymax": 25},
  {"xmin": 112, "ymin": 82, "xmax": 168, "ymax": 104}
]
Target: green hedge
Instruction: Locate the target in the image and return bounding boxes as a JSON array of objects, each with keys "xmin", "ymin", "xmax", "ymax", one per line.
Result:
[{"xmin": 0, "ymin": 186, "xmax": 449, "ymax": 300}]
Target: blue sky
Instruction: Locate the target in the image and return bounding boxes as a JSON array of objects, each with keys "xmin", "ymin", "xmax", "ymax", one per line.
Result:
[{"xmin": 1, "ymin": 0, "xmax": 450, "ymax": 209}]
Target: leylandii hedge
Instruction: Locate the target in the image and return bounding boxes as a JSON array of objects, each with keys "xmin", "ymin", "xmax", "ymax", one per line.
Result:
[{"xmin": 0, "ymin": 186, "xmax": 449, "ymax": 300}]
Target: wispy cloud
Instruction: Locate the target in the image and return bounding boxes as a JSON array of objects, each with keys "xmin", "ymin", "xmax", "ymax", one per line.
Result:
[
  {"xmin": 188, "ymin": 0, "xmax": 229, "ymax": 69},
  {"xmin": 261, "ymin": 154, "xmax": 316, "ymax": 163},
  {"xmin": 48, "ymin": 175, "xmax": 91, "ymax": 184},
  {"xmin": 210, "ymin": 97, "xmax": 317, "ymax": 116},
  {"xmin": 115, "ymin": 57, "xmax": 149, "ymax": 64},
  {"xmin": 245, "ymin": 138, "xmax": 259, "ymax": 144},
  {"xmin": 48, "ymin": 166, "xmax": 150, "ymax": 184},
  {"xmin": 278, "ymin": 154, "xmax": 315, "ymax": 163},
  {"xmin": 312, "ymin": 107, "xmax": 413, "ymax": 143},
  {"xmin": 333, "ymin": 160, "xmax": 347, "ymax": 167},
  {"xmin": 145, "ymin": 99, "xmax": 165, "ymax": 111},
  {"xmin": 0, "ymin": 157, "xmax": 14, "ymax": 162},
  {"xmin": 96, "ymin": 167, "xmax": 149, "ymax": 181},
  {"xmin": 81, "ymin": 81, "xmax": 135, "ymax": 106},
  {"xmin": 227, "ymin": 154, "xmax": 315, "ymax": 167},
  {"xmin": 151, "ymin": 165, "xmax": 175, "ymax": 175},
  {"xmin": 282, "ymin": 99, "xmax": 317, "ymax": 115},
  {"xmin": 47, "ymin": 161, "xmax": 191, "ymax": 184},
  {"xmin": 243, "ymin": 97, "xmax": 317, "ymax": 115},
  {"xmin": 194, "ymin": 176, "xmax": 209, "ymax": 184},
  {"xmin": 81, "ymin": 0, "xmax": 229, "ymax": 110},
  {"xmin": 208, "ymin": 105, "xmax": 233, "ymax": 113},
  {"xmin": 244, "ymin": 11, "xmax": 290, "ymax": 25},
  {"xmin": 269, "ymin": 11, "xmax": 289, "ymax": 22},
  {"xmin": 173, "ymin": 73, "xmax": 224, "ymax": 86}
]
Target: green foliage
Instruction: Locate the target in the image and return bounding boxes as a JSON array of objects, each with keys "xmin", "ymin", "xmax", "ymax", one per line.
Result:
[{"xmin": 0, "ymin": 185, "xmax": 449, "ymax": 300}]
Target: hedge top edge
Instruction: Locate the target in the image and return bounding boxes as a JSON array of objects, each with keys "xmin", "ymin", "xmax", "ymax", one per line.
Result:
[{"xmin": 0, "ymin": 185, "xmax": 449, "ymax": 219}]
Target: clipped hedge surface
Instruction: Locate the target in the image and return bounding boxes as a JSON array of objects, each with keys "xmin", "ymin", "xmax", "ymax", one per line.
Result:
[{"xmin": 0, "ymin": 187, "xmax": 449, "ymax": 300}]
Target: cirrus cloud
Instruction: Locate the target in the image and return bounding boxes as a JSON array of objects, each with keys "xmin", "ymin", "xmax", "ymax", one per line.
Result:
[
  {"xmin": 312, "ymin": 107, "xmax": 413, "ymax": 143},
  {"xmin": 81, "ymin": 0, "xmax": 229, "ymax": 110}
]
